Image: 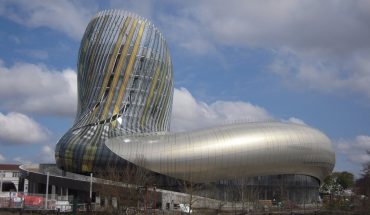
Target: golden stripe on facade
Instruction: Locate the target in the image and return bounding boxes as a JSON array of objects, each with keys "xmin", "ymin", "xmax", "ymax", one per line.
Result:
[
  {"xmin": 151, "ymin": 56, "xmax": 168, "ymax": 119},
  {"xmin": 111, "ymin": 21, "xmax": 146, "ymax": 127},
  {"xmin": 101, "ymin": 18, "xmax": 138, "ymax": 120},
  {"xmin": 140, "ymin": 64, "xmax": 161, "ymax": 128},
  {"xmin": 158, "ymin": 79, "xmax": 172, "ymax": 131},
  {"xmin": 90, "ymin": 17, "xmax": 131, "ymax": 121},
  {"xmin": 85, "ymin": 16, "xmax": 119, "ymax": 111}
]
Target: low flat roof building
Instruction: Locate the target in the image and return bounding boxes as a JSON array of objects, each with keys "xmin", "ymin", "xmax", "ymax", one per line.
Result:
[{"xmin": 0, "ymin": 164, "xmax": 21, "ymax": 196}]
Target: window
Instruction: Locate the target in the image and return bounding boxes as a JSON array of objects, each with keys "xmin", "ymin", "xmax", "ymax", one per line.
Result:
[
  {"xmin": 132, "ymin": 77, "xmax": 139, "ymax": 88},
  {"xmin": 139, "ymin": 57, "xmax": 145, "ymax": 70},
  {"xmin": 12, "ymin": 172, "xmax": 20, "ymax": 177}
]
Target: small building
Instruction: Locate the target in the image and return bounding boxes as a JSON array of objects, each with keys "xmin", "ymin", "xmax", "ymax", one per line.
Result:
[{"xmin": 0, "ymin": 164, "xmax": 21, "ymax": 196}]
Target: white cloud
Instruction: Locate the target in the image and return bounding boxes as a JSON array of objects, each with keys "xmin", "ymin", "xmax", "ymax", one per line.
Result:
[
  {"xmin": 285, "ymin": 117, "xmax": 306, "ymax": 125},
  {"xmin": 0, "ymin": 153, "xmax": 5, "ymax": 162},
  {"xmin": 0, "ymin": 60, "xmax": 77, "ymax": 117},
  {"xmin": 13, "ymin": 157, "xmax": 32, "ymax": 165},
  {"xmin": 171, "ymin": 87, "xmax": 272, "ymax": 132},
  {"xmin": 160, "ymin": 1, "xmax": 370, "ymax": 55},
  {"xmin": 40, "ymin": 145, "xmax": 55, "ymax": 163},
  {"xmin": 0, "ymin": 0, "xmax": 97, "ymax": 40},
  {"xmin": 1, "ymin": 1, "xmax": 369, "ymax": 99},
  {"xmin": 158, "ymin": 13, "xmax": 215, "ymax": 55},
  {"xmin": 270, "ymin": 51, "xmax": 370, "ymax": 98},
  {"xmin": 336, "ymin": 135, "xmax": 370, "ymax": 164},
  {"xmin": 355, "ymin": 135, "xmax": 370, "ymax": 150},
  {"xmin": 171, "ymin": 88, "xmax": 309, "ymax": 132},
  {"xmin": 156, "ymin": 1, "xmax": 370, "ymax": 99},
  {"xmin": 0, "ymin": 112, "xmax": 49, "ymax": 145}
]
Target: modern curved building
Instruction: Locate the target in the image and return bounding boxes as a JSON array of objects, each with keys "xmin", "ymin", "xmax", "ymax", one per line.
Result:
[
  {"xmin": 55, "ymin": 10, "xmax": 173, "ymax": 173},
  {"xmin": 55, "ymin": 9, "xmax": 335, "ymax": 201}
]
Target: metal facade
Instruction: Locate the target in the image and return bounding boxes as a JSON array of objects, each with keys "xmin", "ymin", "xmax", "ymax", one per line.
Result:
[
  {"xmin": 106, "ymin": 122, "xmax": 335, "ymax": 183},
  {"xmin": 55, "ymin": 10, "xmax": 335, "ymax": 183},
  {"xmin": 55, "ymin": 10, "xmax": 173, "ymax": 173}
]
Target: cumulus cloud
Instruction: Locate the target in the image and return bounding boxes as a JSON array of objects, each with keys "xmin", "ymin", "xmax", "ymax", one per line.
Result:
[
  {"xmin": 2, "ymin": 1, "xmax": 368, "ymax": 99},
  {"xmin": 0, "ymin": 153, "xmax": 5, "ymax": 162},
  {"xmin": 0, "ymin": 60, "xmax": 77, "ymax": 117},
  {"xmin": 159, "ymin": 1, "xmax": 370, "ymax": 56},
  {"xmin": 0, "ymin": 0, "xmax": 96, "ymax": 40},
  {"xmin": 336, "ymin": 135, "xmax": 370, "ymax": 164},
  {"xmin": 270, "ymin": 51, "xmax": 370, "ymax": 98},
  {"xmin": 156, "ymin": 0, "xmax": 370, "ymax": 99},
  {"xmin": 171, "ymin": 87, "xmax": 272, "ymax": 132},
  {"xmin": 0, "ymin": 112, "xmax": 49, "ymax": 145}
]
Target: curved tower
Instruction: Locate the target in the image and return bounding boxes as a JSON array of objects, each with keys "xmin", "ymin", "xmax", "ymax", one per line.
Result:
[{"xmin": 56, "ymin": 10, "xmax": 173, "ymax": 173}]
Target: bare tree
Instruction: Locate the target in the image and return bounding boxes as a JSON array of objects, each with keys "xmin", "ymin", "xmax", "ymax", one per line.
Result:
[
  {"xmin": 183, "ymin": 178, "xmax": 200, "ymax": 214},
  {"xmin": 94, "ymin": 155, "xmax": 152, "ymax": 213},
  {"xmin": 176, "ymin": 172, "xmax": 212, "ymax": 214},
  {"xmin": 241, "ymin": 180, "xmax": 260, "ymax": 213},
  {"xmin": 355, "ymin": 151, "xmax": 370, "ymax": 213}
]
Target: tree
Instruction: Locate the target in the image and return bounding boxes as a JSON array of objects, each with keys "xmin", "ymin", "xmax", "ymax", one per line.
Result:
[
  {"xmin": 180, "ymin": 175, "xmax": 201, "ymax": 215},
  {"xmin": 320, "ymin": 171, "xmax": 354, "ymax": 196},
  {"xmin": 355, "ymin": 151, "xmax": 370, "ymax": 197},
  {"xmin": 333, "ymin": 171, "xmax": 354, "ymax": 190},
  {"xmin": 320, "ymin": 172, "xmax": 356, "ymax": 211},
  {"xmin": 237, "ymin": 178, "xmax": 260, "ymax": 213},
  {"xmin": 94, "ymin": 156, "xmax": 152, "ymax": 213},
  {"xmin": 320, "ymin": 174, "xmax": 343, "ymax": 196},
  {"xmin": 355, "ymin": 151, "xmax": 370, "ymax": 212}
]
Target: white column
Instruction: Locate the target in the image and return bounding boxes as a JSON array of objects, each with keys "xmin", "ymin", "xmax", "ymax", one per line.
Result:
[
  {"xmin": 0, "ymin": 170, "xmax": 3, "ymax": 193},
  {"xmin": 45, "ymin": 172, "xmax": 49, "ymax": 209},
  {"xmin": 24, "ymin": 179, "xmax": 29, "ymax": 195},
  {"xmin": 51, "ymin": 185, "xmax": 56, "ymax": 200}
]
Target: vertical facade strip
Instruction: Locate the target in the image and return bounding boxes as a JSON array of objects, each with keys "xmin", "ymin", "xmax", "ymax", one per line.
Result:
[{"xmin": 112, "ymin": 21, "xmax": 146, "ymax": 119}]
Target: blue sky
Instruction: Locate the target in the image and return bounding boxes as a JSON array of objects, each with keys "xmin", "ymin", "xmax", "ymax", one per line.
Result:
[{"xmin": 0, "ymin": 0, "xmax": 369, "ymax": 177}]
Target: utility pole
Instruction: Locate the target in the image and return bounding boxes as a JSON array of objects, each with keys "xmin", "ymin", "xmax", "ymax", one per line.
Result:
[{"xmin": 45, "ymin": 172, "xmax": 49, "ymax": 210}]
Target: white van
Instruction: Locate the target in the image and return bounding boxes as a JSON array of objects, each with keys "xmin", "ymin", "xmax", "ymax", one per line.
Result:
[{"xmin": 55, "ymin": 200, "xmax": 72, "ymax": 212}]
